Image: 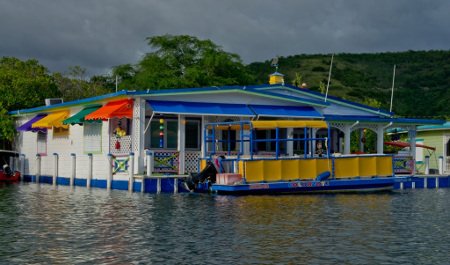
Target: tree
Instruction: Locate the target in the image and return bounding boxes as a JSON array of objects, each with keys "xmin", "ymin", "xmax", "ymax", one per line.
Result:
[
  {"xmin": 116, "ymin": 35, "xmax": 254, "ymax": 90},
  {"xmin": 0, "ymin": 57, "xmax": 59, "ymax": 142},
  {"xmin": 292, "ymin": 72, "xmax": 303, "ymax": 87},
  {"xmin": 53, "ymin": 66, "xmax": 113, "ymax": 102}
]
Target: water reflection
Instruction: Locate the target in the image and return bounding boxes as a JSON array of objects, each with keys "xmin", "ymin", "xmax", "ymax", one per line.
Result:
[{"xmin": 0, "ymin": 184, "xmax": 449, "ymax": 264}]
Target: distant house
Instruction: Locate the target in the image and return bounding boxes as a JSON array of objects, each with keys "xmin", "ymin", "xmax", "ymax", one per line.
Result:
[{"xmin": 415, "ymin": 122, "xmax": 450, "ymax": 174}]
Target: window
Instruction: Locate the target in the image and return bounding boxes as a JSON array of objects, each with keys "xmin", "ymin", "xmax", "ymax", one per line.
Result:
[
  {"xmin": 84, "ymin": 123, "xmax": 102, "ymax": 153},
  {"xmin": 111, "ymin": 118, "xmax": 130, "ymax": 137},
  {"xmin": 185, "ymin": 120, "xmax": 200, "ymax": 150},
  {"xmin": 254, "ymin": 129, "xmax": 286, "ymax": 153},
  {"xmin": 37, "ymin": 131, "xmax": 47, "ymax": 155},
  {"xmin": 150, "ymin": 119, "xmax": 178, "ymax": 149},
  {"xmin": 222, "ymin": 129, "xmax": 237, "ymax": 151}
]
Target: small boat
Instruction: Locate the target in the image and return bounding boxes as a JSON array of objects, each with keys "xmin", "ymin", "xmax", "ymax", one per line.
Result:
[
  {"xmin": 0, "ymin": 150, "xmax": 21, "ymax": 182},
  {"xmin": 184, "ymin": 120, "xmax": 407, "ymax": 195}
]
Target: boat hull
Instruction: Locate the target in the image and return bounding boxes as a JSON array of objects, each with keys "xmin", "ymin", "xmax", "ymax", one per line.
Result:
[
  {"xmin": 211, "ymin": 177, "xmax": 406, "ymax": 195},
  {"xmin": 0, "ymin": 171, "xmax": 21, "ymax": 182}
]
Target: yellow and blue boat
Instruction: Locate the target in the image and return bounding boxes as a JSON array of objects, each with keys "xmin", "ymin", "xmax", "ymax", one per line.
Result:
[{"xmin": 185, "ymin": 120, "xmax": 407, "ymax": 194}]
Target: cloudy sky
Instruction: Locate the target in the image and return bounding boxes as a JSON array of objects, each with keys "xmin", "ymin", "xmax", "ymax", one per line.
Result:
[{"xmin": 1, "ymin": 0, "xmax": 449, "ymax": 75}]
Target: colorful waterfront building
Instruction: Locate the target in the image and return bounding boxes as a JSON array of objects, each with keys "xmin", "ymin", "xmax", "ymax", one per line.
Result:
[{"xmin": 10, "ymin": 75, "xmax": 444, "ymax": 192}]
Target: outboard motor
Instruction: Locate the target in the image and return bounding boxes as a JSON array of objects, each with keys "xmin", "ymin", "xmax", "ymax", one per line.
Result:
[
  {"xmin": 3, "ymin": 164, "xmax": 12, "ymax": 177},
  {"xmin": 184, "ymin": 161, "xmax": 218, "ymax": 191}
]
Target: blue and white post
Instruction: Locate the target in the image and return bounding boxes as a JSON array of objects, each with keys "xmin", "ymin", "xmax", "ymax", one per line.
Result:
[
  {"xmin": 144, "ymin": 150, "xmax": 154, "ymax": 193},
  {"xmin": 70, "ymin": 153, "xmax": 76, "ymax": 187},
  {"xmin": 425, "ymin": 155, "xmax": 430, "ymax": 175},
  {"xmin": 107, "ymin": 154, "xmax": 113, "ymax": 190},
  {"xmin": 35, "ymin": 154, "xmax": 41, "ymax": 183},
  {"xmin": 438, "ymin": 156, "xmax": 443, "ymax": 175},
  {"xmin": 128, "ymin": 152, "xmax": 135, "ymax": 192},
  {"xmin": 87, "ymin": 153, "xmax": 93, "ymax": 189},
  {"xmin": 20, "ymin": 154, "xmax": 25, "ymax": 183},
  {"xmin": 53, "ymin": 153, "xmax": 58, "ymax": 186}
]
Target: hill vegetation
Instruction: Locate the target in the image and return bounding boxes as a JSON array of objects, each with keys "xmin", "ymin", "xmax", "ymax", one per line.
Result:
[{"xmin": 247, "ymin": 51, "xmax": 450, "ymax": 118}]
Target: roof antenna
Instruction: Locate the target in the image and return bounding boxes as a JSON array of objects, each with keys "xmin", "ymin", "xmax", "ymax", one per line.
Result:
[
  {"xmin": 271, "ymin": 56, "xmax": 279, "ymax": 72},
  {"xmin": 324, "ymin": 54, "xmax": 334, "ymax": 102},
  {"xmin": 115, "ymin": 75, "xmax": 118, "ymax": 92},
  {"xmin": 389, "ymin": 65, "xmax": 396, "ymax": 113}
]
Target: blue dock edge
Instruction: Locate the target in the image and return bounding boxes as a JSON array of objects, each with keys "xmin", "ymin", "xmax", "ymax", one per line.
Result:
[
  {"xmin": 394, "ymin": 175, "xmax": 450, "ymax": 189},
  {"xmin": 21, "ymin": 175, "xmax": 188, "ymax": 193}
]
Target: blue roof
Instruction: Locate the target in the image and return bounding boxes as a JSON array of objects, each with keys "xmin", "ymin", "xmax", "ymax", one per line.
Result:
[
  {"xmin": 325, "ymin": 115, "xmax": 445, "ymax": 125},
  {"xmin": 250, "ymin": 105, "xmax": 322, "ymax": 118},
  {"xmin": 258, "ymin": 84, "xmax": 393, "ymax": 117},
  {"xmin": 147, "ymin": 101, "xmax": 255, "ymax": 117}
]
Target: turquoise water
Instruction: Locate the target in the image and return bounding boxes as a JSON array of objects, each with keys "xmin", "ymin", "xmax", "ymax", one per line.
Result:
[{"xmin": 0, "ymin": 183, "xmax": 449, "ymax": 264}]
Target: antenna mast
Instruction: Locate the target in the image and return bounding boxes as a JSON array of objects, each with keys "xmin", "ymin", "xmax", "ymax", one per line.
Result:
[
  {"xmin": 389, "ymin": 65, "xmax": 396, "ymax": 113},
  {"xmin": 115, "ymin": 75, "xmax": 118, "ymax": 92},
  {"xmin": 324, "ymin": 54, "xmax": 334, "ymax": 102}
]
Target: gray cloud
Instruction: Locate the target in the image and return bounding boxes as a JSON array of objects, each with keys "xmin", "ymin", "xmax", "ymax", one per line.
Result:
[{"xmin": 1, "ymin": 0, "xmax": 449, "ymax": 75}]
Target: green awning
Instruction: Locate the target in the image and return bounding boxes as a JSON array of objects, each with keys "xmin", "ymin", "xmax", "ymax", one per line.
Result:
[{"xmin": 63, "ymin": 105, "xmax": 102, "ymax": 125}]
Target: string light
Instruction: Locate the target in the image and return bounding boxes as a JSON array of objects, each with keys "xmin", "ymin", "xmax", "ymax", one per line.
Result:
[{"xmin": 159, "ymin": 118, "xmax": 164, "ymax": 148}]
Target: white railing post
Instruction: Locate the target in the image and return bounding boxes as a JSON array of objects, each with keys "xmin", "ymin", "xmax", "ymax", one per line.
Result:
[
  {"xmin": 87, "ymin": 153, "xmax": 93, "ymax": 189},
  {"xmin": 35, "ymin": 154, "xmax": 41, "ymax": 183},
  {"xmin": 70, "ymin": 153, "xmax": 76, "ymax": 187},
  {"xmin": 425, "ymin": 156, "xmax": 430, "ymax": 175},
  {"xmin": 438, "ymin": 156, "xmax": 443, "ymax": 175},
  {"xmin": 107, "ymin": 154, "xmax": 113, "ymax": 190},
  {"xmin": 20, "ymin": 154, "xmax": 25, "ymax": 182},
  {"xmin": 143, "ymin": 150, "xmax": 154, "ymax": 193},
  {"xmin": 53, "ymin": 153, "xmax": 58, "ymax": 186},
  {"xmin": 129, "ymin": 152, "xmax": 135, "ymax": 192}
]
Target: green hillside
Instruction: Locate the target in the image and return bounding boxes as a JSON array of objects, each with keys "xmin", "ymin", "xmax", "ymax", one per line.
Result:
[{"xmin": 247, "ymin": 51, "xmax": 450, "ymax": 118}]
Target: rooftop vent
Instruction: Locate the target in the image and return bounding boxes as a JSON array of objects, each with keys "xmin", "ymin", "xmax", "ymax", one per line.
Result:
[{"xmin": 45, "ymin": 98, "xmax": 64, "ymax": 106}]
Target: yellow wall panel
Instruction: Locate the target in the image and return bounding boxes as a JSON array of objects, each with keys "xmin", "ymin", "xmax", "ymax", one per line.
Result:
[
  {"xmin": 281, "ymin": 160, "xmax": 300, "ymax": 180},
  {"xmin": 244, "ymin": 160, "xmax": 265, "ymax": 182},
  {"xmin": 359, "ymin": 157, "xmax": 377, "ymax": 177},
  {"xmin": 263, "ymin": 160, "xmax": 282, "ymax": 182},
  {"xmin": 376, "ymin": 156, "xmax": 393, "ymax": 176},
  {"xmin": 316, "ymin": 159, "xmax": 331, "ymax": 176},
  {"xmin": 298, "ymin": 159, "xmax": 317, "ymax": 179},
  {"xmin": 239, "ymin": 160, "xmax": 245, "ymax": 177},
  {"xmin": 334, "ymin": 157, "xmax": 359, "ymax": 178}
]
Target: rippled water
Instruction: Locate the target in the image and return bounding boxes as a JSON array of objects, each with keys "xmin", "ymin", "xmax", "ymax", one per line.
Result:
[{"xmin": 0, "ymin": 183, "xmax": 449, "ymax": 264}]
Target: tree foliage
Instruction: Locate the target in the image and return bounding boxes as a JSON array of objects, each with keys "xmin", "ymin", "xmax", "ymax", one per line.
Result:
[
  {"xmin": 0, "ymin": 57, "xmax": 59, "ymax": 141},
  {"xmin": 247, "ymin": 51, "xmax": 450, "ymax": 118},
  {"xmin": 115, "ymin": 35, "xmax": 254, "ymax": 90}
]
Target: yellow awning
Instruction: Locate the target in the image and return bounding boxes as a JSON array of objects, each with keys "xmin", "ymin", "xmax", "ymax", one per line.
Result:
[
  {"xmin": 32, "ymin": 111, "xmax": 69, "ymax": 129},
  {"xmin": 251, "ymin": 120, "xmax": 328, "ymax": 129}
]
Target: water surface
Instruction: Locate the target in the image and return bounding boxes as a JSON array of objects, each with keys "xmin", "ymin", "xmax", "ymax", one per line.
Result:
[{"xmin": 0, "ymin": 183, "xmax": 449, "ymax": 264}]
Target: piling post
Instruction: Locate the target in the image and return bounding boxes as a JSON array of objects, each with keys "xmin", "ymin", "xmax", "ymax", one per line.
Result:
[
  {"xmin": 87, "ymin": 153, "xmax": 93, "ymax": 189},
  {"xmin": 143, "ymin": 150, "xmax": 154, "ymax": 193},
  {"xmin": 53, "ymin": 153, "xmax": 58, "ymax": 186},
  {"xmin": 19, "ymin": 154, "xmax": 25, "ymax": 182},
  {"xmin": 128, "ymin": 152, "xmax": 135, "ymax": 192},
  {"xmin": 70, "ymin": 153, "xmax": 76, "ymax": 187},
  {"xmin": 107, "ymin": 154, "xmax": 113, "ymax": 190},
  {"xmin": 35, "ymin": 154, "xmax": 41, "ymax": 183},
  {"xmin": 438, "ymin": 156, "xmax": 443, "ymax": 175},
  {"xmin": 425, "ymin": 155, "xmax": 430, "ymax": 175}
]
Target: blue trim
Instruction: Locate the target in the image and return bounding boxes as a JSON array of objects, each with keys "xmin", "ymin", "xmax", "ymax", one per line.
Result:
[
  {"xmin": 147, "ymin": 100, "xmax": 255, "ymax": 116},
  {"xmin": 249, "ymin": 104, "xmax": 322, "ymax": 118},
  {"xmin": 325, "ymin": 115, "xmax": 445, "ymax": 125}
]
